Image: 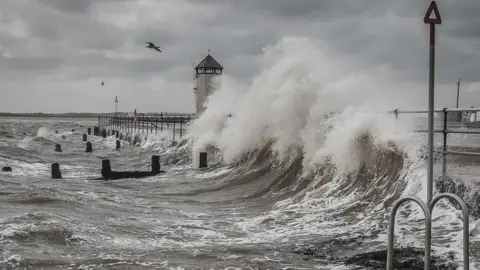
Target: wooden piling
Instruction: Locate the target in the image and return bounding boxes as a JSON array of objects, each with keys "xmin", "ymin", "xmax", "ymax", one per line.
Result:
[
  {"xmin": 199, "ymin": 152, "xmax": 208, "ymax": 168},
  {"xmin": 151, "ymin": 155, "xmax": 160, "ymax": 173},
  {"xmin": 101, "ymin": 160, "xmax": 112, "ymax": 180},
  {"xmin": 86, "ymin": 141, "xmax": 93, "ymax": 152},
  {"xmin": 55, "ymin": 144, "xmax": 62, "ymax": 152},
  {"xmin": 51, "ymin": 163, "xmax": 62, "ymax": 179}
]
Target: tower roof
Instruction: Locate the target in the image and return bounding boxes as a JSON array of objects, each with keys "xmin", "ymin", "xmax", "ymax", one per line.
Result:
[{"xmin": 195, "ymin": 54, "xmax": 223, "ymax": 70}]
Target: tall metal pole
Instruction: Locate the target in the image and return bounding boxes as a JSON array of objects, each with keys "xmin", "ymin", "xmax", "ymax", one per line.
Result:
[
  {"xmin": 456, "ymin": 78, "xmax": 461, "ymax": 108},
  {"xmin": 427, "ymin": 23, "xmax": 435, "ymax": 205},
  {"xmin": 424, "ymin": 1, "xmax": 442, "ymax": 204}
]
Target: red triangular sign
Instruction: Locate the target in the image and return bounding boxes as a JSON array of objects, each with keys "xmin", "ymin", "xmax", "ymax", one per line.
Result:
[{"xmin": 423, "ymin": 1, "xmax": 442, "ymax": 24}]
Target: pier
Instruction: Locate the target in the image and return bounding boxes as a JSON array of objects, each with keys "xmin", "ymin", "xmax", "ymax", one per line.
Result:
[{"xmin": 98, "ymin": 113, "xmax": 195, "ymax": 140}]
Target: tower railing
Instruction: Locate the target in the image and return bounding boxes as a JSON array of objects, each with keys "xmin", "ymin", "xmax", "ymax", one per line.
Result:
[{"xmin": 386, "ymin": 107, "xmax": 474, "ymax": 269}]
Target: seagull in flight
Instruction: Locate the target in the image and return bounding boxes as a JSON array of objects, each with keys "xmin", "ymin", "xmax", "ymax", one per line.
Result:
[{"xmin": 145, "ymin": 42, "xmax": 162, "ymax": 53}]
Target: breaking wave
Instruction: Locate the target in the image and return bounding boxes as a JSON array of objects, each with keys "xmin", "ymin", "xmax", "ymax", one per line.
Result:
[{"xmin": 179, "ymin": 37, "xmax": 478, "ymax": 267}]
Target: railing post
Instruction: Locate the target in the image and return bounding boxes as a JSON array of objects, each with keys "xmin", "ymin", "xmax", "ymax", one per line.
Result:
[
  {"xmin": 442, "ymin": 108, "xmax": 448, "ymax": 178},
  {"xmin": 387, "ymin": 196, "xmax": 431, "ymax": 270},
  {"xmin": 429, "ymin": 193, "xmax": 469, "ymax": 270}
]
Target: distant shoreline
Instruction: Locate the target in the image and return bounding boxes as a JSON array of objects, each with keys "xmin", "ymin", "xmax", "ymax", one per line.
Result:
[
  {"xmin": 0, "ymin": 112, "xmax": 196, "ymax": 118},
  {"xmin": 0, "ymin": 113, "xmax": 105, "ymax": 118}
]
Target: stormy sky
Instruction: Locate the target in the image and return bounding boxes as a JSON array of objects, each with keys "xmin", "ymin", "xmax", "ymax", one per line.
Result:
[{"xmin": 1, "ymin": 0, "xmax": 479, "ymax": 113}]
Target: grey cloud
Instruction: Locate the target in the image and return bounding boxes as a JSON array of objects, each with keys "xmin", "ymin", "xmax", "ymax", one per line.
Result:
[
  {"xmin": 2, "ymin": 0, "xmax": 480, "ymax": 113},
  {"xmin": 34, "ymin": 0, "xmax": 134, "ymax": 13},
  {"xmin": 0, "ymin": 55, "xmax": 65, "ymax": 71},
  {"xmin": 36, "ymin": 0, "xmax": 93, "ymax": 13}
]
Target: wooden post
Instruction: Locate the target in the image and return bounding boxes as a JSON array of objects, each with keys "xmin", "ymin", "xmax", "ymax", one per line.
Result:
[
  {"xmin": 51, "ymin": 163, "xmax": 62, "ymax": 179},
  {"xmin": 101, "ymin": 160, "xmax": 112, "ymax": 180},
  {"xmin": 173, "ymin": 120, "xmax": 176, "ymax": 141},
  {"xmin": 83, "ymin": 134, "xmax": 87, "ymax": 142},
  {"xmin": 86, "ymin": 141, "xmax": 93, "ymax": 152},
  {"xmin": 55, "ymin": 144, "xmax": 62, "ymax": 152},
  {"xmin": 151, "ymin": 155, "xmax": 160, "ymax": 173},
  {"xmin": 199, "ymin": 152, "xmax": 208, "ymax": 168},
  {"xmin": 87, "ymin": 128, "xmax": 91, "ymax": 135},
  {"xmin": 180, "ymin": 117, "xmax": 183, "ymax": 138}
]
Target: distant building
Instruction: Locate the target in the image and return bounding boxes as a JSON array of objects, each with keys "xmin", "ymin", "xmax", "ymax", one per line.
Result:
[{"xmin": 193, "ymin": 53, "xmax": 223, "ymax": 115}]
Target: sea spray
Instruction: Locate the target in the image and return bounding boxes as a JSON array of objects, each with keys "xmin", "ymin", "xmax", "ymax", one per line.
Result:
[{"xmin": 188, "ymin": 37, "xmax": 418, "ymax": 166}]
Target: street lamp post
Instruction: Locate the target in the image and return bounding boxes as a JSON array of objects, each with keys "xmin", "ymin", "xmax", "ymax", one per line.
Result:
[
  {"xmin": 115, "ymin": 96, "xmax": 118, "ymax": 116},
  {"xmin": 456, "ymin": 78, "xmax": 462, "ymax": 108}
]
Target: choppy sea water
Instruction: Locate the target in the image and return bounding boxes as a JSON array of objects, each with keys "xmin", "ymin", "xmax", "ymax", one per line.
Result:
[{"xmin": 0, "ymin": 116, "xmax": 480, "ymax": 270}]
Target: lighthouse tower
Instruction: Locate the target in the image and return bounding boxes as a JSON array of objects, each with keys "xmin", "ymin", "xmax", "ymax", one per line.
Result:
[{"xmin": 193, "ymin": 52, "xmax": 223, "ymax": 115}]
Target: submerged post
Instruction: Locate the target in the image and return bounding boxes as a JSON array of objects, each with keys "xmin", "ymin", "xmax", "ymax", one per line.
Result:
[
  {"xmin": 86, "ymin": 141, "xmax": 93, "ymax": 152},
  {"xmin": 424, "ymin": 0, "xmax": 442, "ymax": 204},
  {"xmin": 55, "ymin": 144, "xmax": 62, "ymax": 152},
  {"xmin": 51, "ymin": 163, "xmax": 62, "ymax": 179},
  {"xmin": 151, "ymin": 155, "xmax": 160, "ymax": 173},
  {"xmin": 199, "ymin": 152, "xmax": 208, "ymax": 168},
  {"xmin": 101, "ymin": 160, "xmax": 112, "ymax": 180},
  {"xmin": 116, "ymin": 140, "xmax": 121, "ymax": 150},
  {"xmin": 87, "ymin": 127, "xmax": 91, "ymax": 135},
  {"xmin": 83, "ymin": 134, "xmax": 87, "ymax": 142},
  {"xmin": 102, "ymin": 129, "xmax": 107, "ymax": 139}
]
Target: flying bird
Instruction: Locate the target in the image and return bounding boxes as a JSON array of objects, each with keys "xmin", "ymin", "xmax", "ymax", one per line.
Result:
[
  {"xmin": 145, "ymin": 42, "xmax": 162, "ymax": 53},
  {"xmin": 101, "ymin": 81, "xmax": 104, "ymax": 86}
]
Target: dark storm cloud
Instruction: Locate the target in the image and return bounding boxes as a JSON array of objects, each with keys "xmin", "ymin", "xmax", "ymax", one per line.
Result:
[{"xmin": 2, "ymin": 0, "xmax": 480, "ymax": 113}]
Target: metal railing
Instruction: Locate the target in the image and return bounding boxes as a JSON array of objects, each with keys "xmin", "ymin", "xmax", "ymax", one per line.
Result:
[
  {"xmin": 392, "ymin": 107, "xmax": 480, "ymax": 178},
  {"xmin": 386, "ymin": 107, "xmax": 475, "ymax": 269}
]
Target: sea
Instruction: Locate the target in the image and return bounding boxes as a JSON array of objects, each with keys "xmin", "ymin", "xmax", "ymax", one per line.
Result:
[
  {"xmin": 1, "ymin": 38, "xmax": 480, "ymax": 270},
  {"xmin": 0, "ymin": 113, "xmax": 478, "ymax": 270}
]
